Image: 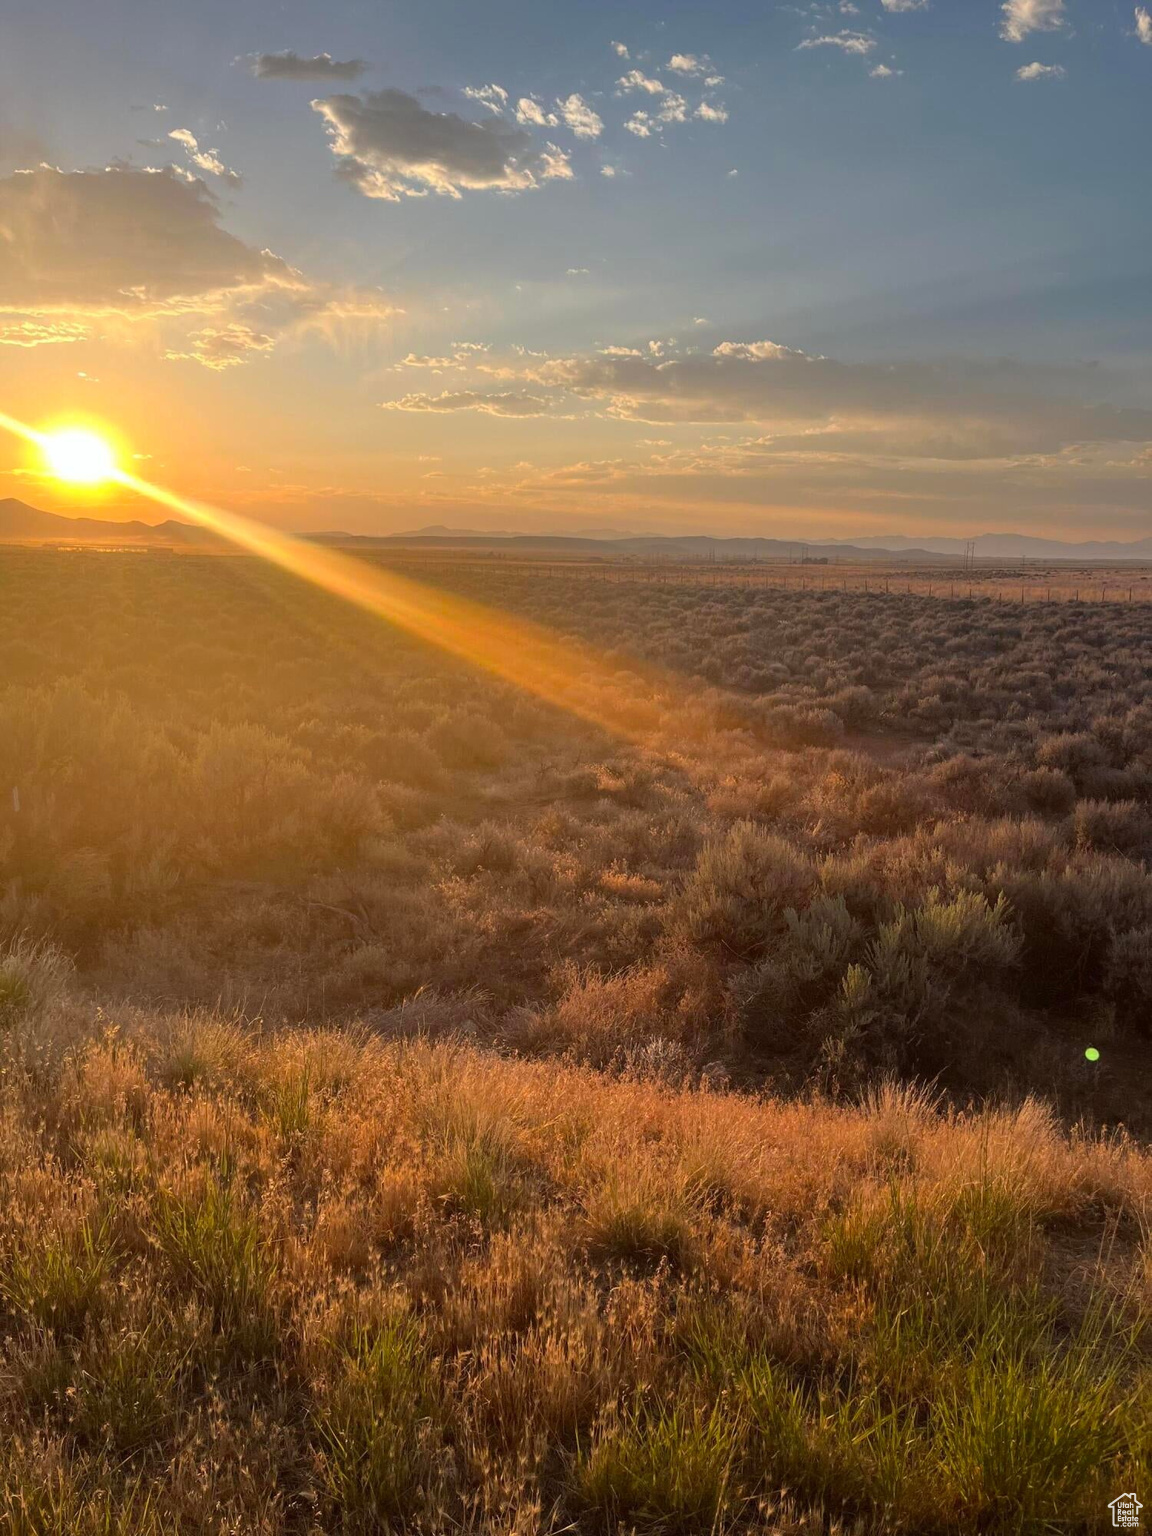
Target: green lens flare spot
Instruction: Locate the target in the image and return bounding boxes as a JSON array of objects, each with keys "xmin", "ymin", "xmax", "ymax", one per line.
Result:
[{"xmin": 1084, "ymin": 1047, "xmax": 1100, "ymax": 1062}]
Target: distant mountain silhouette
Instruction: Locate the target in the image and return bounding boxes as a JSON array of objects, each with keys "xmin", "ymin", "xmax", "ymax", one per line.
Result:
[
  {"xmin": 4, "ymin": 499, "xmax": 1152, "ymax": 563},
  {"xmin": 0, "ymin": 498, "xmax": 218, "ymax": 544},
  {"xmin": 313, "ymin": 527, "xmax": 1152, "ymax": 563}
]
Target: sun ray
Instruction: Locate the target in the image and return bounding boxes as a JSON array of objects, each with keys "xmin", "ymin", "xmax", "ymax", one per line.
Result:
[{"xmin": 0, "ymin": 408, "xmax": 732, "ymax": 745}]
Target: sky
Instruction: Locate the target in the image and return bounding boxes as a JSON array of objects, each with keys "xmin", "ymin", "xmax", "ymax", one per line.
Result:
[{"xmin": 2, "ymin": 0, "xmax": 1151, "ymax": 540}]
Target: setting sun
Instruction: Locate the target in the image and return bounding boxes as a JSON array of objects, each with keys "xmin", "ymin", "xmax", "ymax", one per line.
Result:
[{"xmin": 42, "ymin": 427, "xmax": 118, "ymax": 485}]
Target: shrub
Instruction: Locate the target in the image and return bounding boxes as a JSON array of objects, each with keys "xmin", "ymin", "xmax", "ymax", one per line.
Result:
[{"xmin": 665, "ymin": 822, "xmax": 815, "ymax": 958}]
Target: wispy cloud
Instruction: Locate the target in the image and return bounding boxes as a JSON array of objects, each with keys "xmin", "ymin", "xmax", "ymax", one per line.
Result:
[
  {"xmin": 797, "ymin": 31, "xmax": 877, "ymax": 55},
  {"xmin": 462, "ymin": 83, "xmax": 509, "ymax": 115},
  {"xmin": 383, "ymin": 390, "xmax": 552, "ymax": 416},
  {"xmin": 1136, "ymin": 6, "xmax": 1152, "ymax": 44},
  {"xmin": 0, "ymin": 317, "xmax": 90, "ymax": 348},
  {"xmin": 165, "ymin": 323, "xmax": 275, "ymax": 369},
  {"xmin": 168, "ymin": 128, "xmax": 241, "ymax": 184}
]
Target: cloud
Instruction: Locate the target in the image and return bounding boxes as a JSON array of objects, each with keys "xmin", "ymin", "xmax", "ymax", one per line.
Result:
[
  {"xmin": 611, "ymin": 41, "xmax": 630, "ymax": 58},
  {"xmin": 0, "ymin": 164, "xmax": 394, "ymax": 367},
  {"xmin": 797, "ymin": 31, "xmax": 877, "ymax": 54},
  {"xmin": 515, "ymin": 97, "xmax": 559, "ymax": 127},
  {"xmin": 695, "ymin": 101, "xmax": 729, "ymax": 122},
  {"xmin": 1136, "ymin": 6, "xmax": 1152, "ymax": 43},
  {"xmin": 0, "ymin": 317, "xmax": 90, "ymax": 347},
  {"xmin": 616, "ymin": 69, "xmax": 666, "ymax": 95},
  {"xmin": 165, "ymin": 322, "xmax": 275, "ymax": 369},
  {"xmin": 383, "ymin": 390, "xmax": 552, "ymax": 416},
  {"xmin": 168, "ymin": 128, "xmax": 241, "ymax": 183},
  {"xmin": 1015, "ymin": 60, "xmax": 1066, "ymax": 79},
  {"xmin": 711, "ymin": 340, "xmax": 805, "ymax": 360},
  {"xmin": 249, "ymin": 51, "xmax": 367, "ymax": 81},
  {"xmin": 1000, "ymin": 0, "xmax": 1066, "ymax": 42},
  {"xmin": 667, "ymin": 53, "xmax": 723, "ymax": 81},
  {"xmin": 0, "ymin": 165, "xmax": 287, "ymax": 313},
  {"xmin": 312, "ymin": 89, "xmax": 573, "ymax": 199},
  {"xmin": 881, "ymin": 0, "xmax": 928, "ymax": 9},
  {"xmin": 558, "ymin": 94, "xmax": 603, "ymax": 139},
  {"xmin": 462, "ymin": 83, "xmax": 509, "ymax": 115},
  {"xmin": 870, "ymin": 64, "xmax": 901, "ymax": 77},
  {"xmin": 507, "ymin": 340, "xmax": 1152, "ymax": 459}
]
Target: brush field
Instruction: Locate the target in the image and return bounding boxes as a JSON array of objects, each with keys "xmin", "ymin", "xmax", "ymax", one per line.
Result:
[{"xmin": 0, "ymin": 547, "xmax": 1149, "ymax": 1531}]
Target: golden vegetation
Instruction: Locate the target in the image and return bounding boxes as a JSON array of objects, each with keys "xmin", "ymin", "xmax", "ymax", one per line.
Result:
[
  {"xmin": 1, "ymin": 549, "xmax": 1151, "ymax": 1530},
  {"xmin": 2, "ymin": 551, "xmax": 1150, "ymax": 1114},
  {"xmin": 0, "ymin": 966, "xmax": 1147, "ymax": 1533}
]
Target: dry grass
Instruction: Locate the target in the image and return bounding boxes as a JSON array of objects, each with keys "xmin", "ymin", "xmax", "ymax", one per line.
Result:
[
  {"xmin": 0, "ymin": 968, "xmax": 1147, "ymax": 1533},
  {"xmin": 3, "ymin": 552, "xmax": 1152, "ymax": 1528}
]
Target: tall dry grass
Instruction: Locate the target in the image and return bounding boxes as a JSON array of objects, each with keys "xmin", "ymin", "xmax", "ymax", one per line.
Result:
[{"xmin": 0, "ymin": 960, "xmax": 1146, "ymax": 1532}]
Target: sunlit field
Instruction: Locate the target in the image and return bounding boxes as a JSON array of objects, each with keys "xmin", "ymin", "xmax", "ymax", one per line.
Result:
[{"xmin": 0, "ymin": 546, "xmax": 1150, "ymax": 1531}]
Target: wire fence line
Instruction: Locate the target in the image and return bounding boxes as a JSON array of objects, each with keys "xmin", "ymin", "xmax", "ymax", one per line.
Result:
[{"xmin": 371, "ymin": 554, "xmax": 1152, "ymax": 607}]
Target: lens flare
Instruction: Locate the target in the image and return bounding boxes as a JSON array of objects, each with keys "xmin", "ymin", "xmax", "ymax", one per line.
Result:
[
  {"xmin": 0, "ymin": 407, "xmax": 742, "ymax": 748},
  {"xmin": 42, "ymin": 428, "xmax": 118, "ymax": 484}
]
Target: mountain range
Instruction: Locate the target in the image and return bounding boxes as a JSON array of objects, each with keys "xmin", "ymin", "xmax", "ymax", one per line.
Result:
[{"xmin": 2, "ymin": 498, "xmax": 1151, "ymax": 564}]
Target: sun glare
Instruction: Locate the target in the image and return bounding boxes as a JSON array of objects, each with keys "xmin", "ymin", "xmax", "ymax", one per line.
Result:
[{"xmin": 42, "ymin": 427, "xmax": 118, "ymax": 485}]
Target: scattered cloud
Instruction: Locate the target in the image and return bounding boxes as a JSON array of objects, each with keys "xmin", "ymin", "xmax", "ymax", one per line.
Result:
[
  {"xmin": 558, "ymin": 94, "xmax": 604, "ymax": 139},
  {"xmin": 797, "ymin": 31, "xmax": 877, "ymax": 54},
  {"xmin": 1000, "ymin": 0, "xmax": 1066, "ymax": 43},
  {"xmin": 0, "ymin": 317, "xmax": 90, "ymax": 347},
  {"xmin": 881, "ymin": 0, "xmax": 929, "ymax": 9},
  {"xmin": 566, "ymin": 267, "xmax": 590, "ymax": 275},
  {"xmin": 165, "ymin": 322, "xmax": 275, "ymax": 369},
  {"xmin": 667, "ymin": 53, "xmax": 723, "ymax": 82},
  {"xmin": 383, "ymin": 389, "xmax": 552, "ymax": 416},
  {"xmin": 312, "ymin": 89, "xmax": 573, "ymax": 200},
  {"xmin": 617, "ymin": 69, "xmax": 666, "ymax": 96},
  {"xmin": 463, "ymin": 83, "xmax": 509, "ymax": 115},
  {"xmin": 695, "ymin": 101, "xmax": 729, "ymax": 122},
  {"xmin": 1015, "ymin": 60, "xmax": 1066, "ymax": 79},
  {"xmin": 168, "ymin": 128, "xmax": 241, "ymax": 184},
  {"xmin": 515, "ymin": 97, "xmax": 558, "ymax": 128},
  {"xmin": 611, "ymin": 41, "xmax": 630, "ymax": 58},
  {"xmin": 249, "ymin": 51, "xmax": 368, "ymax": 81},
  {"xmin": 870, "ymin": 64, "xmax": 901, "ymax": 77},
  {"xmin": 600, "ymin": 165, "xmax": 618, "ymax": 177},
  {"xmin": 1136, "ymin": 6, "xmax": 1152, "ymax": 43}
]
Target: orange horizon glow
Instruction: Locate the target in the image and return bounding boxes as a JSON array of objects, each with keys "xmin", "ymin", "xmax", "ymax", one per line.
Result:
[{"xmin": 0, "ymin": 407, "xmax": 733, "ymax": 746}]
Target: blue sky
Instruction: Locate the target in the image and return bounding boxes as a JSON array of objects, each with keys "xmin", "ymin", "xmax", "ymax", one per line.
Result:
[{"xmin": 2, "ymin": 0, "xmax": 1151, "ymax": 538}]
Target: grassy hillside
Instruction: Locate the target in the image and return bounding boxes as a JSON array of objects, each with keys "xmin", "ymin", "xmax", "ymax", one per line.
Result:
[{"xmin": 0, "ymin": 962, "xmax": 1148, "ymax": 1533}]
